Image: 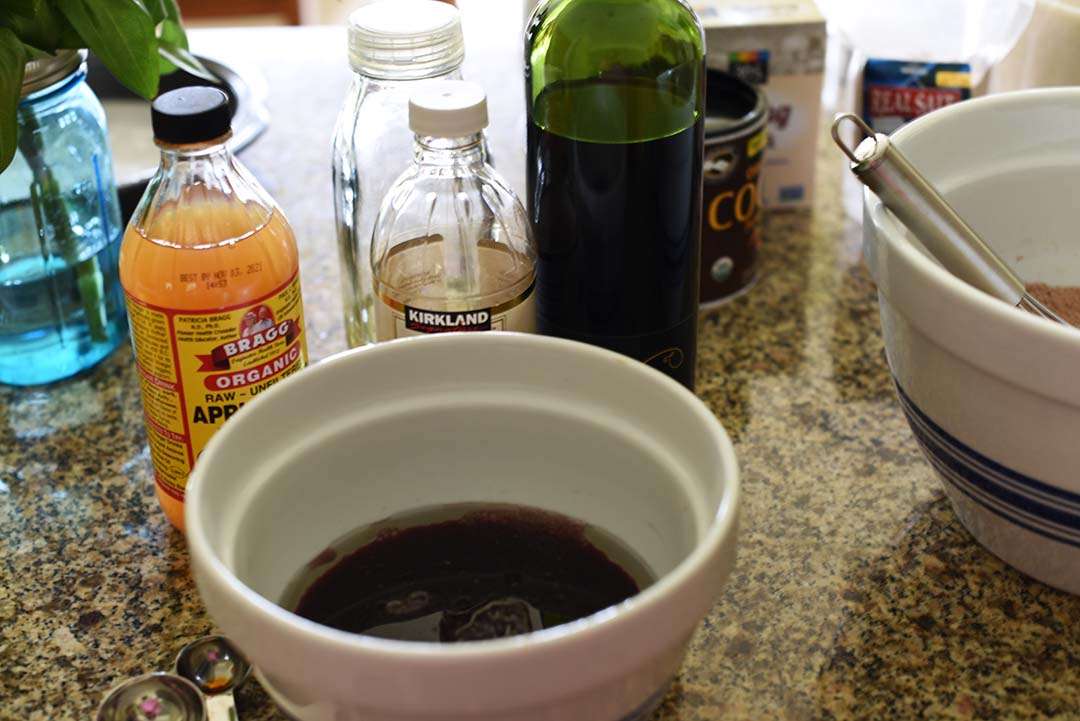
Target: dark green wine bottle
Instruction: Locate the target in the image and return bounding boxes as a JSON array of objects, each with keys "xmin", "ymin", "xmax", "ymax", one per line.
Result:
[{"xmin": 525, "ymin": 0, "xmax": 705, "ymax": 390}]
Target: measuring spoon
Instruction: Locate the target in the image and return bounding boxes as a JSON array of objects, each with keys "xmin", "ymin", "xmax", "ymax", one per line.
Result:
[
  {"xmin": 175, "ymin": 636, "xmax": 252, "ymax": 721},
  {"xmin": 97, "ymin": 672, "xmax": 206, "ymax": 721}
]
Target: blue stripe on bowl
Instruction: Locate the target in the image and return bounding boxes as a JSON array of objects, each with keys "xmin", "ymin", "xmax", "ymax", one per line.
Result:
[
  {"xmin": 905, "ymin": 411, "xmax": 1080, "ymax": 533},
  {"xmin": 899, "ymin": 384, "xmax": 1080, "ymax": 510},
  {"xmin": 894, "ymin": 382, "xmax": 1080, "ymax": 549}
]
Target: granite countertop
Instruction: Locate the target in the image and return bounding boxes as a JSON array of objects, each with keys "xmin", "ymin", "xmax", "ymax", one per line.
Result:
[{"xmin": 3, "ymin": 17, "xmax": 1079, "ymax": 721}]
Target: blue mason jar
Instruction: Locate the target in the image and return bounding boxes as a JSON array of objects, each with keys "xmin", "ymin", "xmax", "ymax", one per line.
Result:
[{"xmin": 0, "ymin": 50, "xmax": 127, "ymax": 385}]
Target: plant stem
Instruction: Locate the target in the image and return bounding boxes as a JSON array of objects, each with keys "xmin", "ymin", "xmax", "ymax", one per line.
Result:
[{"xmin": 16, "ymin": 104, "xmax": 108, "ymax": 342}]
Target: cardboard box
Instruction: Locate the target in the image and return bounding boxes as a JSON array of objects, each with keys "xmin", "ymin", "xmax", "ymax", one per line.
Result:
[{"xmin": 692, "ymin": 0, "xmax": 826, "ymax": 209}]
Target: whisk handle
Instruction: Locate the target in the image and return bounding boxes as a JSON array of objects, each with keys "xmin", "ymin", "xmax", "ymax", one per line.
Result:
[{"xmin": 832, "ymin": 113, "xmax": 1025, "ymax": 305}]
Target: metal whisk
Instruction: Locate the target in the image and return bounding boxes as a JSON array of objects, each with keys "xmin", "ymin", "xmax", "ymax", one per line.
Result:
[{"xmin": 831, "ymin": 113, "xmax": 1067, "ymax": 326}]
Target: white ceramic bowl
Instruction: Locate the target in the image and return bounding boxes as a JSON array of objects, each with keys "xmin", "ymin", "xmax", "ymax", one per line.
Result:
[
  {"xmin": 185, "ymin": 332, "xmax": 740, "ymax": 721},
  {"xmin": 863, "ymin": 88, "xmax": 1080, "ymax": 594}
]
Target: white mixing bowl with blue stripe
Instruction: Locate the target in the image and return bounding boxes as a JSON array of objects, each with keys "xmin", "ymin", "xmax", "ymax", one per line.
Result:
[{"xmin": 863, "ymin": 88, "xmax": 1080, "ymax": 594}]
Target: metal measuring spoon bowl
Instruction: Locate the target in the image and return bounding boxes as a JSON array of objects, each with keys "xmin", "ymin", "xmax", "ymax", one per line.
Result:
[
  {"xmin": 175, "ymin": 635, "xmax": 252, "ymax": 721},
  {"xmin": 97, "ymin": 672, "xmax": 207, "ymax": 721}
]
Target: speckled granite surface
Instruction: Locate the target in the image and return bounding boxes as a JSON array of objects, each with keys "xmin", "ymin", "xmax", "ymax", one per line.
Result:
[{"xmin": 2, "ymin": 19, "xmax": 1079, "ymax": 721}]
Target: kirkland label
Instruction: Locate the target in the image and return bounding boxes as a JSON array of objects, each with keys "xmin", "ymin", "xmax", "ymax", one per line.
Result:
[
  {"xmin": 125, "ymin": 273, "xmax": 307, "ymax": 501},
  {"xmin": 863, "ymin": 59, "xmax": 971, "ymax": 134},
  {"xmin": 375, "ymin": 285, "xmax": 536, "ymax": 339},
  {"xmin": 406, "ymin": 307, "xmax": 492, "ymax": 333}
]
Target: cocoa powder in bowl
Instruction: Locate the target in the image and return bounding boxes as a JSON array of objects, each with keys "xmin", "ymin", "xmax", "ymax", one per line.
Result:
[{"xmin": 1026, "ymin": 283, "xmax": 1080, "ymax": 326}]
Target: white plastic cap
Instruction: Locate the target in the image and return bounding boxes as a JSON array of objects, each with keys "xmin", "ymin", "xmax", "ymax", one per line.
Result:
[
  {"xmin": 409, "ymin": 81, "xmax": 489, "ymax": 137},
  {"xmin": 347, "ymin": 0, "xmax": 464, "ymax": 79}
]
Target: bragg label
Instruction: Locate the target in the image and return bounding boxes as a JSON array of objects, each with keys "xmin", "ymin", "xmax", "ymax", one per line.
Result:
[{"xmin": 125, "ymin": 273, "xmax": 307, "ymax": 501}]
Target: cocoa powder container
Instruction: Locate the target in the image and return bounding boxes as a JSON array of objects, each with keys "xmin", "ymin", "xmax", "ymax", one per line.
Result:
[{"xmin": 700, "ymin": 70, "xmax": 768, "ymax": 307}]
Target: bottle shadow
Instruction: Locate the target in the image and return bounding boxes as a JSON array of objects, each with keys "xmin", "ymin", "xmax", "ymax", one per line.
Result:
[
  {"xmin": 696, "ymin": 209, "xmax": 815, "ymax": 442},
  {"xmin": 695, "ymin": 200, "xmax": 895, "ymax": 442}
]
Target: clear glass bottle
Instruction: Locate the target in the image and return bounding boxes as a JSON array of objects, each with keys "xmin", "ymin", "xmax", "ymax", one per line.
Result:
[
  {"xmin": 371, "ymin": 81, "xmax": 536, "ymax": 339},
  {"xmin": 121, "ymin": 87, "xmax": 308, "ymax": 531},
  {"xmin": 332, "ymin": 0, "xmax": 466, "ymax": 348},
  {"xmin": 0, "ymin": 50, "xmax": 127, "ymax": 386}
]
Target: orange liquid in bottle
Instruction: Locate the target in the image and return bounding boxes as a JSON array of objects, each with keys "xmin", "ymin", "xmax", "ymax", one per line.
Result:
[{"xmin": 121, "ymin": 189, "xmax": 306, "ymax": 531}]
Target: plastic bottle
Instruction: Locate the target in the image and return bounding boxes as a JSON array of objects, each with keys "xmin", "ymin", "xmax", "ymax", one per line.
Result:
[{"xmin": 371, "ymin": 81, "xmax": 536, "ymax": 339}]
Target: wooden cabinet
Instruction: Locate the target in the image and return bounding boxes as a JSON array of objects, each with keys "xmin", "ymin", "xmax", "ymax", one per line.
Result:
[{"xmin": 178, "ymin": 0, "xmax": 303, "ymax": 25}]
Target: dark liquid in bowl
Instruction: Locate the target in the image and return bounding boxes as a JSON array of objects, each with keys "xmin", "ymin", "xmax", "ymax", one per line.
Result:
[{"xmin": 282, "ymin": 503, "xmax": 653, "ymax": 643}]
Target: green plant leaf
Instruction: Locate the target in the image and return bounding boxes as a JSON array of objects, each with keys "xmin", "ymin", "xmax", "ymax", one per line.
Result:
[
  {"xmin": 155, "ymin": 19, "xmax": 178, "ymax": 73},
  {"xmin": 4, "ymin": 0, "xmax": 37, "ymax": 15},
  {"xmin": 54, "ymin": 10, "xmax": 83, "ymax": 49},
  {"xmin": 146, "ymin": 0, "xmax": 181, "ymax": 24},
  {"xmin": 156, "ymin": 16, "xmax": 214, "ymax": 81},
  {"xmin": 0, "ymin": 28, "xmax": 26, "ymax": 172},
  {"xmin": 55, "ymin": 0, "xmax": 158, "ymax": 98},
  {"xmin": 158, "ymin": 39, "xmax": 215, "ymax": 82},
  {"xmin": 157, "ymin": 16, "xmax": 187, "ymax": 48},
  {"xmin": 155, "ymin": 16, "xmax": 184, "ymax": 74},
  {"xmin": 21, "ymin": 42, "xmax": 50, "ymax": 60},
  {"xmin": 0, "ymin": 0, "xmax": 62, "ymax": 50}
]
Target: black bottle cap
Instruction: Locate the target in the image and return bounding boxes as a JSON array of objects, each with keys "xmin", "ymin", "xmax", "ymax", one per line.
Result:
[{"xmin": 152, "ymin": 86, "xmax": 232, "ymax": 144}]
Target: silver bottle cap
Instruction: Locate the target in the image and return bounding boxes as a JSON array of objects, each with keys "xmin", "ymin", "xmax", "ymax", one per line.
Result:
[{"xmin": 23, "ymin": 50, "xmax": 85, "ymax": 97}]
